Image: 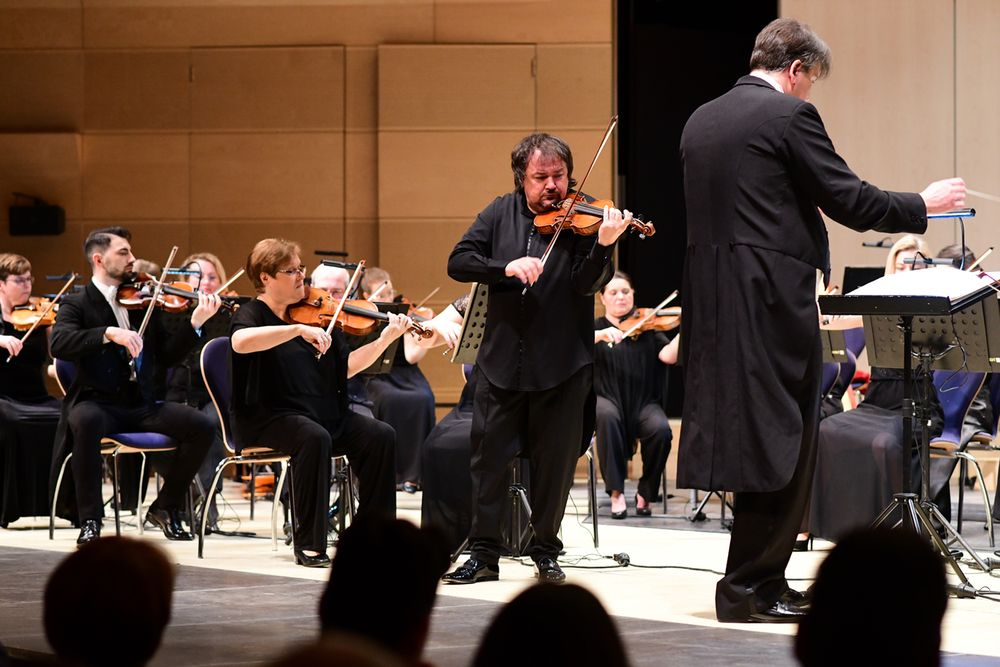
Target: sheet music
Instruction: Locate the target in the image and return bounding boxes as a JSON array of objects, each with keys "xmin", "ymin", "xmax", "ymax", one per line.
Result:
[{"xmin": 848, "ymin": 266, "xmax": 994, "ymax": 300}]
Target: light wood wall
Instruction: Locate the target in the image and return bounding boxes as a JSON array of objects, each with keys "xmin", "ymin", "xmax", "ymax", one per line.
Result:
[
  {"xmin": 783, "ymin": 0, "xmax": 997, "ymax": 286},
  {"xmin": 0, "ymin": 0, "xmax": 613, "ymax": 405}
]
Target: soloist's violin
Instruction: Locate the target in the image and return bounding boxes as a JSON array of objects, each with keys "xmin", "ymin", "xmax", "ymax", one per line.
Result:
[{"xmin": 534, "ymin": 196, "xmax": 655, "ymax": 238}]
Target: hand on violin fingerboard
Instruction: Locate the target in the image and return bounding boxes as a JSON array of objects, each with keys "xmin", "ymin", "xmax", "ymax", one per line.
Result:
[
  {"xmin": 0, "ymin": 335, "xmax": 23, "ymax": 358},
  {"xmin": 505, "ymin": 257, "xmax": 543, "ymax": 286},
  {"xmin": 190, "ymin": 291, "xmax": 222, "ymax": 331},
  {"xmin": 597, "ymin": 205, "xmax": 632, "ymax": 247},
  {"xmin": 379, "ymin": 312, "xmax": 413, "ymax": 342}
]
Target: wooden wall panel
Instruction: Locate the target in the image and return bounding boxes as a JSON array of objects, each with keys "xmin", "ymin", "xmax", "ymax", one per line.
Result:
[
  {"xmin": 346, "ymin": 132, "xmax": 378, "ymax": 220},
  {"xmin": 0, "ymin": 51, "xmax": 83, "ymax": 131},
  {"xmin": 956, "ymin": 0, "xmax": 1000, "ymax": 270},
  {"xmin": 0, "ymin": 220, "xmax": 85, "ymax": 286},
  {"xmin": 379, "ymin": 45, "xmax": 536, "ymax": 131},
  {"xmin": 103, "ymin": 220, "xmax": 192, "ymax": 267},
  {"xmin": 82, "ymin": 134, "xmax": 189, "ymax": 220},
  {"xmin": 536, "ymin": 44, "xmax": 613, "ymax": 130},
  {"xmin": 378, "ymin": 218, "xmax": 471, "ymax": 302},
  {"xmin": 783, "ymin": 0, "xmax": 956, "ymax": 289},
  {"xmin": 434, "ymin": 0, "xmax": 612, "ymax": 44},
  {"xmin": 82, "ymin": 3, "xmax": 434, "ymax": 48},
  {"xmin": 190, "ymin": 133, "xmax": 344, "ymax": 220},
  {"xmin": 378, "ymin": 131, "xmax": 525, "ymax": 220},
  {"xmin": 191, "ymin": 47, "xmax": 344, "ymax": 131},
  {"xmin": 347, "ymin": 218, "xmax": 379, "ymax": 266},
  {"xmin": 346, "ymin": 47, "xmax": 377, "ymax": 132},
  {"xmin": 190, "ymin": 219, "xmax": 346, "ymax": 296},
  {"xmin": 84, "ymin": 50, "xmax": 190, "ymax": 131},
  {"xmin": 0, "ymin": 133, "xmax": 82, "ymax": 218},
  {"xmin": 0, "ymin": 2, "xmax": 82, "ymax": 50}
]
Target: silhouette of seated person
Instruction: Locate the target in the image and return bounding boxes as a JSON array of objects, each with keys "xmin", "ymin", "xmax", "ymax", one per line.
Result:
[
  {"xmin": 44, "ymin": 536, "xmax": 174, "ymax": 667},
  {"xmin": 472, "ymin": 583, "xmax": 630, "ymax": 667},
  {"xmin": 796, "ymin": 528, "xmax": 946, "ymax": 667},
  {"xmin": 319, "ymin": 516, "xmax": 450, "ymax": 667}
]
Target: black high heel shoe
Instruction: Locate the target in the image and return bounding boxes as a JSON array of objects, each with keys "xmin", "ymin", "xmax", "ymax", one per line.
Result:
[
  {"xmin": 634, "ymin": 494, "xmax": 652, "ymax": 517},
  {"xmin": 294, "ymin": 550, "xmax": 331, "ymax": 567},
  {"xmin": 793, "ymin": 534, "xmax": 813, "ymax": 552}
]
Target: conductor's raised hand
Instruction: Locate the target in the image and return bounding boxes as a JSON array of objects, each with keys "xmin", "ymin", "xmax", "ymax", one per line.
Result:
[
  {"xmin": 106, "ymin": 326, "xmax": 143, "ymax": 358},
  {"xmin": 505, "ymin": 257, "xmax": 544, "ymax": 286},
  {"xmin": 598, "ymin": 205, "xmax": 631, "ymax": 247},
  {"xmin": 920, "ymin": 177, "xmax": 966, "ymax": 214},
  {"xmin": 298, "ymin": 325, "xmax": 331, "ymax": 355}
]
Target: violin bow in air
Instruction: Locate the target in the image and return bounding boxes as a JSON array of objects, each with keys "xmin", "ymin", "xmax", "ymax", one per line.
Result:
[
  {"xmin": 6, "ymin": 272, "xmax": 79, "ymax": 363},
  {"xmin": 610, "ymin": 291, "xmax": 678, "ymax": 346},
  {"xmin": 318, "ymin": 260, "xmax": 365, "ymax": 360}
]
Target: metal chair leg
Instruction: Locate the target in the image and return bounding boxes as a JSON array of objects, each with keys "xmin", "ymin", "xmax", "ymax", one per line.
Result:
[
  {"xmin": 50, "ymin": 454, "xmax": 72, "ymax": 540},
  {"xmin": 249, "ymin": 464, "xmax": 256, "ymax": 521},
  {"xmin": 274, "ymin": 461, "xmax": 290, "ymax": 552},
  {"xmin": 136, "ymin": 454, "xmax": 147, "ymax": 536},
  {"xmin": 199, "ymin": 459, "xmax": 231, "ymax": 559},
  {"xmin": 112, "ymin": 453, "xmax": 122, "ymax": 536}
]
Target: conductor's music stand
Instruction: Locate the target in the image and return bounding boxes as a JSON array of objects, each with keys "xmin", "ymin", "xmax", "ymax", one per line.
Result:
[{"xmin": 820, "ymin": 267, "xmax": 1000, "ymax": 595}]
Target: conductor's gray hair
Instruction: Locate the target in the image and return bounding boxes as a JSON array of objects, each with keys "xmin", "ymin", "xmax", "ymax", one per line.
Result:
[{"xmin": 750, "ymin": 18, "xmax": 831, "ymax": 80}]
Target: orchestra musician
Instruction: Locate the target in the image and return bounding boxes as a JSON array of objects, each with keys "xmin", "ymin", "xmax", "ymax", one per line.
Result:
[
  {"xmin": 0, "ymin": 253, "xmax": 61, "ymax": 526},
  {"xmin": 678, "ymin": 18, "xmax": 965, "ymax": 622},
  {"xmin": 443, "ymin": 132, "xmax": 630, "ymax": 584},
  {"xmin": 49, "ymin": 227, "xmax": 220, "ymax": 545},
  {"xmin": 593, "ymin": 271, "xmax": 678, "ymax": 520},
  {"xmin": 228, "ymin": 239, "xmax": 407, "ymax": 567},
  {"xmin": 360, "ymin": 267, "xmax": 436, "ymax": 494},
  {"xmin": 310, "ymin": 264, "xmax": 376, "ymax": 418}
]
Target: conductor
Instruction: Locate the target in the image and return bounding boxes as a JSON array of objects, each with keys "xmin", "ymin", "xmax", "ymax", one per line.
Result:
[{"xmin": 678, "ymin": 18, "xmax": 967, "ymax": 622}]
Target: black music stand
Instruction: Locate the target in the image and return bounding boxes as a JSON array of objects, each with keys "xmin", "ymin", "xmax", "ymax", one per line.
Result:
[{"xmin": 820, "ymin": 271, "xmax": 1000, "ymax": 594}]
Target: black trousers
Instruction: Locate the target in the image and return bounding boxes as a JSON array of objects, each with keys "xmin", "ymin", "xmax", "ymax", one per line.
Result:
[
  {"xmin": 67, "ymin": 399, "xmax": 214, "ymax": 523},
  {"xmin": 715, "ymin": 350, "xmax": 821, "ymax": 622},
  {"xmin": 469, "ymin": 364, "xmax": 591, "ymax": 564},
  {"xmin": 254, "ymin": 411, "xmax": 395, "ymax": 552},
  {"xmin": 594, "ymin": 396, "xmax": 672, "ymax": 502}
]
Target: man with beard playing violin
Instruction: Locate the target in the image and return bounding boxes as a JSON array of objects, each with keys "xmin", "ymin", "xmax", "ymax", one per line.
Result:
[
  {"xmin": 50, "ymin": 226, "xmax": 221, "ymax": 546},
  {"xmin": 444, "ymin": 132, "xmax": 631, "ymax": 584},
  {"xmin": 228, "ymin": 239, "xmax": 414, "ymax": 566}
]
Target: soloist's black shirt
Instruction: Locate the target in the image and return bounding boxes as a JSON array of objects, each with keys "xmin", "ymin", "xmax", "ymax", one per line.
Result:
[{"xmin": 448, "ymin": 190, "xmax": 615, "ymax": 391}]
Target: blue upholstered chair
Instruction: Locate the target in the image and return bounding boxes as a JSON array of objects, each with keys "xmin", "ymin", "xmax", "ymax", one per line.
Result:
[{"xmin": 50, "ymin": 358, "xmax": 184, "ymax": 539}]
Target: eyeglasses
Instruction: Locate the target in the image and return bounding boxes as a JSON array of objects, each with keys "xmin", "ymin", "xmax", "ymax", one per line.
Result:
[
  {"xmin": 275, "ymin": 265, "xmax": 307, "ymax": 278},
  {"xmin": 5, "ymin": 276, "xmax": 34, "ymax": 286}
]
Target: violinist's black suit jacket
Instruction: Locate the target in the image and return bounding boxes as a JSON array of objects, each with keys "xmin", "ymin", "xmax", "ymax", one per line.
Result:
[
  {"xmin": 49, "ymin": 281, "xmax": 212, "ymax": 523},
  {"xmin": 678, "ymin": 75, "xmax": 927, "ymax": 621}
]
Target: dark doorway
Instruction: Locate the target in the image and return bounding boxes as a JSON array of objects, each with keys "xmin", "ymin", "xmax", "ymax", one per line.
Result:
[{"xmin": 616, "ymin": 0, "xmax": 777, "ymax": 416}]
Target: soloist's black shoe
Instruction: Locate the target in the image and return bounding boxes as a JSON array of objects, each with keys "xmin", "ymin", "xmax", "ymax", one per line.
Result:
[
  {"xmin": 442, "ymin": 559, "xmax": 499, "ymax": 584},
  {"xmin": 76, "ymin": 519, "xmax": 101, "ymax": 547},
  {"xmin": 748, "ymin": 599, "xmax": 807, "ymax": 623},
  {"xmin": 145, "ymin": 505, "xmax": 194, "ymax": 541},
  {"xmin": 402, "ymin": 481, "xmax": 418, "ymax": 494},
  {"xmin": 294, "ymin": 550, "xmax": 331, "ymax": 567},
  {"xmin": 781, "ymin": 588, "xmax": 812, "ymax": 611},
  {"xmin": 533, "ymin": 557, "xmax": 566, "ymax": 583}
]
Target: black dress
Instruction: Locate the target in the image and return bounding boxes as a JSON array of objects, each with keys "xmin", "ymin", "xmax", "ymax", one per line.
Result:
[
  {"xmin": 809, "ymin": 367, "xmax": 944, "ymax": 541},
  {"xmin": 0, "ymin": 321, "xmax": 60, "ymax": 526},
  {"xmin": 592, "ymin": 315, "xmax": 672, "ymax": 502},
  {"xmin": 366, "ymin": 339, "xmax": 435, "ymax": 486}
]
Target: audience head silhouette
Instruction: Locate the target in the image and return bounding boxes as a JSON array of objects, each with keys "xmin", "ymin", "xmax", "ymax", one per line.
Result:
[
  {"xmin": 44, "ymin": 536, "xmax": 174, "ymax": 667},
  {"xmin": 796, "ymin": 528, "xmax": 947, "ymax": 667},
  {"xmin": 319, "ymin": 517, "xmax": 450, "ymax": 665},
  {"xmin": 472, "ymin": 583, "xmax": 630, "ymax": 667}
]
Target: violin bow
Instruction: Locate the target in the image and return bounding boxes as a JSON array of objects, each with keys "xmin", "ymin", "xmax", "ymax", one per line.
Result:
[
  {"xmin": 414, "ymin": 286, "xmax": 440, "ymax": 310},
  {"xmin": 318, "ymin": 260, "xmax": 365, "ymax": 360},
  {"xmin": 525, "ymin": 115, "xmax": 618, "ymax": 295},
  {"xmin": 968, "ymin": 247, "xmax": 992, "ymax": 272},
  {"xmin": 134, "ymin": 246, "xmax": 178, "ymax": 346},
  {"xmin": 6, "ymin": 272, "xmax": 78, "ymax": 363},
  {"xmin": 367, "ymin": 280, "xmax": 389, "ymax": 302},
  {"xmin": 216, "ymin": 267, "xmax": 245, "ymax": 293},
  {"xmin": 611, "ymin": 290, "xmax": 678, "ymax": 346}
]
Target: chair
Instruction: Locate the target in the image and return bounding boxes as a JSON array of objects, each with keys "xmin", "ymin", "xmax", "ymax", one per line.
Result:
[
  {"xmin": 929, "ymin": 370, "xmax": 994, "ymax": 546},
  {"xmin": 198, "ymin": 336, "xmax": 294, "ymax": 557},
  {"xmin": 50, "ymin": 358, "xmax": 186, "ymax": 539}
]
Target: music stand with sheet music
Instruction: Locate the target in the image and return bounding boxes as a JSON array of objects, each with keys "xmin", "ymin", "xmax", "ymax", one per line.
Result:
[{"xmin": 820, "ymin": 266, "xmax": 1000, "ymax": 595}]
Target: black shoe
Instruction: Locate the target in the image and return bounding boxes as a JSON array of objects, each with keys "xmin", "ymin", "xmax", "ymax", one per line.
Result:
[
  {"xmin": 76, "ymin": 519, "xmax": 101, "ymax": 547},
  {"xmin": 442, "ymin": 558, "xmax": 499, "ymax": 584},
  {"xmin": 793, "ymin": 534, "xmax": 813, "ymax": 552},
  {"xmin": 402, "ymin": 481, "xmax": 418, "ymax": 494},
  {"xmin": 611, "ymin": 508, "xmax": 627, "ymax": 520},
  {"xmin": 294, "ymin": 550, "xmax": 331, "ymax": 567},
  {"xmin": 533, "ymin": 557, "xmax": 566, "ymax": 583},
  {"xmin": 781, "ymin": 588, "xmax": 812, "ymax": 611},
  {"xmin": 145, "ymin": 505, "xmax": 194, "ymax": 541},
  {"xmin": 635, "ymin": 494, "xmax": 652, "ymax": 517},
  {"xmin": 748, "ymin": 599, "xmax": 808, "ymax": 623}
]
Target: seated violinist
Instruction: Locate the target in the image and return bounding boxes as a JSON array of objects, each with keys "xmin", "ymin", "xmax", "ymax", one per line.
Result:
[
  {"xmin": 0, "ymin": 253, "xmax": 62, "ymax": 527},
  {"xmin": 593, "ymin": 271, "xmax": 678, "ymax": 519},
  {"xmin": 229, "ymin": 239, "xmax": 407, "ymax": 567},
  {"xmin": 49, "ymin": 227, "xmax": 220, "ymax": 545},
  {"xmin": 360, "ymin": 268, "xmax": 436, "ymax": 494}
]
